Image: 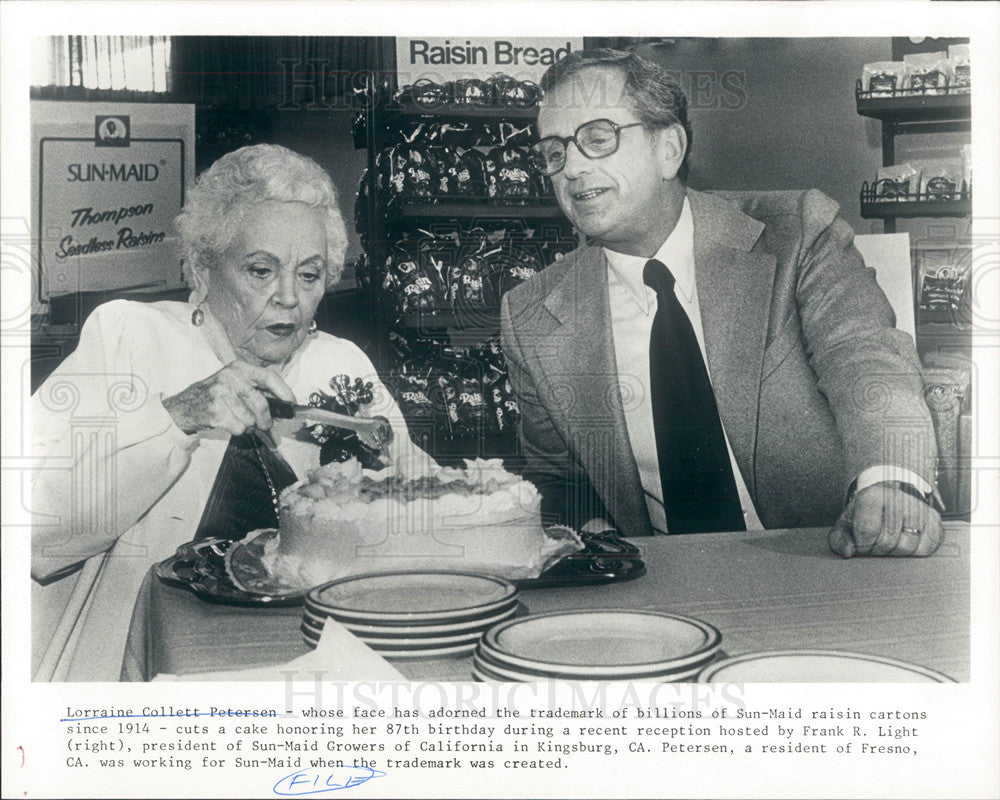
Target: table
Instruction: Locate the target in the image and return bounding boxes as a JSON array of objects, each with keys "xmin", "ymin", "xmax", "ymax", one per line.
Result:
[{"xmin": 122, "ymin": 524, "xmax": 970, "ymax": 682}]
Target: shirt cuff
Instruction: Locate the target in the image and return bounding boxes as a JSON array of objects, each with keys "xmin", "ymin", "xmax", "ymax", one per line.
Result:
[{"xmin": 855, "ymin": 465, "xmax": 933, "ymax": 495}]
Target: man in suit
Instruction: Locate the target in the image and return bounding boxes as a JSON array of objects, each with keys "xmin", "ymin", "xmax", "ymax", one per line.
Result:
[{"xmin": 500, "ymin": 48, "xmax": 942, "ymax": 557}]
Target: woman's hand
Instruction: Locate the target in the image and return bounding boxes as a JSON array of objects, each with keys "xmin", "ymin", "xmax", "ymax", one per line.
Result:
[{"xmin": 162, "ymin": 360, "xmax": 296, "ymax": 436}]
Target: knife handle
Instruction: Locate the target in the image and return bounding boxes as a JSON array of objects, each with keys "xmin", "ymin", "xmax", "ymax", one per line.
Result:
[
  {"xmin": 266, "ymin": 396, "xmax": 297, "ymax": 419},
  {"xmin": 266, "ymin": 396, "xmax": 393, "ymax": 450}
]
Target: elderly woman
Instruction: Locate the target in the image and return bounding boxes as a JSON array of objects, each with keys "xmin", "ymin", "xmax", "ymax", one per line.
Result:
[{"xmin": 31, "ymin": 144, "xmax": 421, "ymax": 681}]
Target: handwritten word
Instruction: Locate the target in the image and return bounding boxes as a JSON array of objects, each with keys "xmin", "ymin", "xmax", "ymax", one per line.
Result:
[
  {"xmin": 273, "ymin": 766, "xmax": 387, "ymax": 796},
  {"xmin": 61, "ymin": 707, "xmax": 278, "ymax": 723}
]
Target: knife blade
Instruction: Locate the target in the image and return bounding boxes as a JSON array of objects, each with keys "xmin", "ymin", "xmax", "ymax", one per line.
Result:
[{"xmin": 266, "ymin": 397, "xmax": 393, "ymax": 450}]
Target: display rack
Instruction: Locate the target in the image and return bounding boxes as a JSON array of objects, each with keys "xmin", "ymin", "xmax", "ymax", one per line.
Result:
[
  {"xmin": 854, "ymin": 80, "xmax": 971, "ymax": 235},
  {"xmin": 855, "ymin": 83, "xmax": 971, "ymax": 123},
  {"xmin": 855, "ymin": 38, "xmax": 973, "ymax": 517},
  {"xmin": 859, "ymin": 183, "xmax": 971, "ymax": 220},
  {"xmin": 354, "ymin": 78, "xmax": 576, "ymax": 463}
]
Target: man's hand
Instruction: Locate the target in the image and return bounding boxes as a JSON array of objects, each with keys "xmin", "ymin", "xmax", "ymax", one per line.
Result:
[{"xmin": 828, "ymin": 482, "xmax": 943, "ymax": 558}]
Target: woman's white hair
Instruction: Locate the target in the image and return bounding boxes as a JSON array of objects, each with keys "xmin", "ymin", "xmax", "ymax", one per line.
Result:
[{"xmin": 175, "ymin": 144, "xmax": 349, "ymax": 288}]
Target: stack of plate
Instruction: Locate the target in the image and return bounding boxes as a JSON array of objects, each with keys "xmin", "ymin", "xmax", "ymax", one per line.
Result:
[
  {"xmin": 473, "ymin": 609, "xmax": 722, "ymax": 682},
  {"xmin": 302, "ymin": 571, "xmax": 519, "ymax": 659},
  {"xmin": 696, "ymin": 650, "xmax": 957, "ymax": 683}
]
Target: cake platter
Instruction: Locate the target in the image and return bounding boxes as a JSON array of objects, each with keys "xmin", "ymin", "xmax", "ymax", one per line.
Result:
[
  {"xmin": 514, "ymin": 531, "xmax": 645, "ymax": 589},
  {"xmin": 153, "ymin": 533, "xmax": 305, "ymax": 606},
  {"xmin": 155, "ymin": 530, "xmax": 647, "ymax": 606}
]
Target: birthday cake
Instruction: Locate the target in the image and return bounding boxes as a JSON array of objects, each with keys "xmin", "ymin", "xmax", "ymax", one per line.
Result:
[{"xmin": 256, "ymin": 457, "xmax": 582, "ymax": 590}]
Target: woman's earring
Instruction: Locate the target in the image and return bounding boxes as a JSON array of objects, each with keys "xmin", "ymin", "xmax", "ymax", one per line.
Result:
[
  {"xmin": 191, "ymin": 306, "xmax": 205, "ymax": 326},
  {"xmin": 308, "ymin": 320, "xmax": 318, "ymax": 335}
]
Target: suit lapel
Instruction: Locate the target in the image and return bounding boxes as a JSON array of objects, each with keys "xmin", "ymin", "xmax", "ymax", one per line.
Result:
[
  {"xmin": 542, "ymin": 246, "xmax": 650, "ymax": 535},
  {"xmin": 688, "ymin": 190, "xmax": 775, "ymax": 489}
]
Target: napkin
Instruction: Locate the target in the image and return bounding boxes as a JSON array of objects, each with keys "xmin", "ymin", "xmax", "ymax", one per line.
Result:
[{"xmin": 153, "ymin": 617, "xmax": 406, "ymax": 682}]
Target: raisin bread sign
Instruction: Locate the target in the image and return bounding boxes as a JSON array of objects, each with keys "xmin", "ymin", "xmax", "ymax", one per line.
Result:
[
  {"xmin": 396, "ymin": 37, "xmax": 583, "ymax": 84},
  {"xmin": 30, "ymin": 101, "xmax": 194, "ymax": 301}
]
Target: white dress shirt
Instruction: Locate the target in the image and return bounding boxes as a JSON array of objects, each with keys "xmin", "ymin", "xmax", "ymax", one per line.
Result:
[
  {"xmin": 604, "ymin": 199, "xmax": 929, "ymax": 534},
  {"xmin": 605, "ymin": 199, "xmax": 762, "ymax": 533}
]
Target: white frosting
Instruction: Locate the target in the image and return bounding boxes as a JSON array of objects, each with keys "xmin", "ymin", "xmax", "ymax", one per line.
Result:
[{"xmin": 264, "ymin": 457, "xmax": 578, "ymax": 590}]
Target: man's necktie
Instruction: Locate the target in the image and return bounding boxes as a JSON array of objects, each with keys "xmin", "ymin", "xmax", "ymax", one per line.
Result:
[{"xmin": 643, "ymin": 258, "xmax": 745, "ymax": 533}]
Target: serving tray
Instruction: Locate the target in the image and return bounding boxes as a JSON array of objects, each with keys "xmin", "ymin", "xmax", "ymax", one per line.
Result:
[
  {"xmin": 155, "ymin": 530, "xmax": 645, "ymax": 606},
  {"xmin": 153, "ymin": 532, "xmax": 305, "ymax": 607}
]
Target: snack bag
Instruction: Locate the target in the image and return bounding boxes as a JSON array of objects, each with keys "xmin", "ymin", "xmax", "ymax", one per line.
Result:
[
  {"xmin": 918, "ymin": 250, "xmax": 970, "ymax": 311},
  {"xmin": 455, "ymin": 372, "xmax": 491, "ymax": 434},
  {"xmin": 489, "ymin": 375, "xmax": 520, "ymax": 433},
  {"xmin": 948, "ymin": 43, "xmax": 971, "ymax": 91},
  {"xmin": 449, "ymin": 244, "xmax": 499, "ymax": 310},
  {"xmin": 452, "ymin": 78, "xmax": 492, "ymax": 107},
  {"xmin": 388, "ymin": 143, "xmax": 436, "ymax": 199},
  {"xmin": 911, "ymin": 159, "xmax": 964, "ymax": 200},
  {"xmin": 497, "ymin": 121, "xmax": 536, "ymax": 148},
  {"xmin": 391, "ymin": 369, "xmax": 436, "ymax": 425},
  {"xmin": 487, "ymin": 73, "xmax": 542, "ymax": 108},
  {"xmin": 875, "ymin": 163, "xmax": 921, "ymax": 200},
  {"xmin": 356, "ymin": 150, "xmax": 393, "ymax": 232},
  {"xmin": 434, "ymin": 373, "xmax": 460, "ymax": 432},
  {"xmin": 861, "ymin": 61, "xmax": 912, "ymax": 96},
  {"xmin": 485, "ymin": 144, "xmax": 535, "ymax": 202},
  {"xmin": 396, "ymin": 78, "xmax": 447, "ymax": 109},
  {"xmin": 495, "ymin": 242, "xmax": 544, "ymax": 296},
  {"xmin": 479, "ymin": 338, "xmax": 519, "ymax": 433},
  {"xmin": 904, "ymin": 52, "xmax": 952, "ymax": 95},
  {"xmin": 433, "ymin": 145, "xmax": 487, "ymax": 198},
  {"xmin": 384, "ymin": 233, "xmax": 451, "ymax": 314}
]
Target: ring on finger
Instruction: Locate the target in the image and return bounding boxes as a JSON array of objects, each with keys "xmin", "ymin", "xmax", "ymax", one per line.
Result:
[{"xmin": 897, "ymin": 526, "xmax": 922, "ymax": 553}]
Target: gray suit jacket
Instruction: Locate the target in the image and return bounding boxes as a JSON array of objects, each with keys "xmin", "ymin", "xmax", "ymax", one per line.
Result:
[{"xmin": 500, "ymin": 188, "xmax": 936, "ymax": 535}]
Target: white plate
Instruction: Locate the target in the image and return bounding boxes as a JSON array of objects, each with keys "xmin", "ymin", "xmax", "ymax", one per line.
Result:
[
  {"xmin": 303, "ymin": 601, "xmax": 518, "ymax": 637},
  {"xmin": 300, "ymin": 625, "xmax": 480, "ymax": 660},
  {"xmin": 696, "ymin": 650, "xmax": 957, "ymax": 683},
  {"xmin": 473, "ymin": 647, "xmax": 708, "ymax": 683},
  {"xmin": 475, "ymin": 644, "xmax": 715, "ymax": 682},
  {"xmin": 307, "ymin": 572, "xmax": 517, "ymax": 623},
  {"xmin": 307, "ymin": 623, "xmax": 486, "ymax": 650},
  {"xmin": 365, "ymin": 632, "xmax": 484, "ymax": 651},
  {"xmin": 482, "ymin": 609, "xmax": 722, "ymax": 676},
  {"xmin": 370, "ymin": 641, "xmax": 480, "ymax": 660},
  {"xmin": 471, "ymin": 662, "xmax": 508, "ymax": 683}
]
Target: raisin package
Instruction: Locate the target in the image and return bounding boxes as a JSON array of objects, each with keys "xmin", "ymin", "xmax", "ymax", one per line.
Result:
[
  {"xmin": 903, "ymin": 52, "xmax": 952, "ymax": 95},
  {"xmin": 485, "ymin": 145, "xmax": 536, "ymax": 202},
  {"xmin": 861, "ymin": 61, "xmax": 912, "ymax": 97},
  {"xmin": 875, "ymin": 163, "xmax": 921, "ymax": 200},
  {"xmin": 910, "ymin": 159, "xmax": 964, "ymax": 200},
  {"xmin": 918, "ymin": 250, "xmax": 971, "ymax": 312}
]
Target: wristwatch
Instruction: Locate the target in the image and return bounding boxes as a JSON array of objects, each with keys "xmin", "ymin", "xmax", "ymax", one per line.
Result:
[{"xmin": 845, "ymin": 479, "xmax": 945, "ymax": 513}]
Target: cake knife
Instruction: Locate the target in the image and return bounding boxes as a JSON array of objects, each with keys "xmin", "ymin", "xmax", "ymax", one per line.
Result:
[{"xmin": 265, "ymin": 397, "xmax": 393, "ymax": 450}]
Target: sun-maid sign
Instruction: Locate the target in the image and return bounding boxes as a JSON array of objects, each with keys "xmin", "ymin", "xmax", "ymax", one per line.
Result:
[
  {"xmin": 31, "ymin": 101, "xmax": 195, "ymax": 302},
  {"xmin": 395, "ymin": 37, "xmax": 583, "ymax": 85}
]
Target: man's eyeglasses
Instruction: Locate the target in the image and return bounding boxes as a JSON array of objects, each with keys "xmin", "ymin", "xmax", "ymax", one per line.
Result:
[{"xmin": 528, "ymin": 119, "xmax": 645, "ymax": 177}]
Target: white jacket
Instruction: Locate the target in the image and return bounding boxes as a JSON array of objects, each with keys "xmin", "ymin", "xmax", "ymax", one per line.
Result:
[{"xmin": 31, "ymin": 299, "xmax": 421, "ymax": 680}]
